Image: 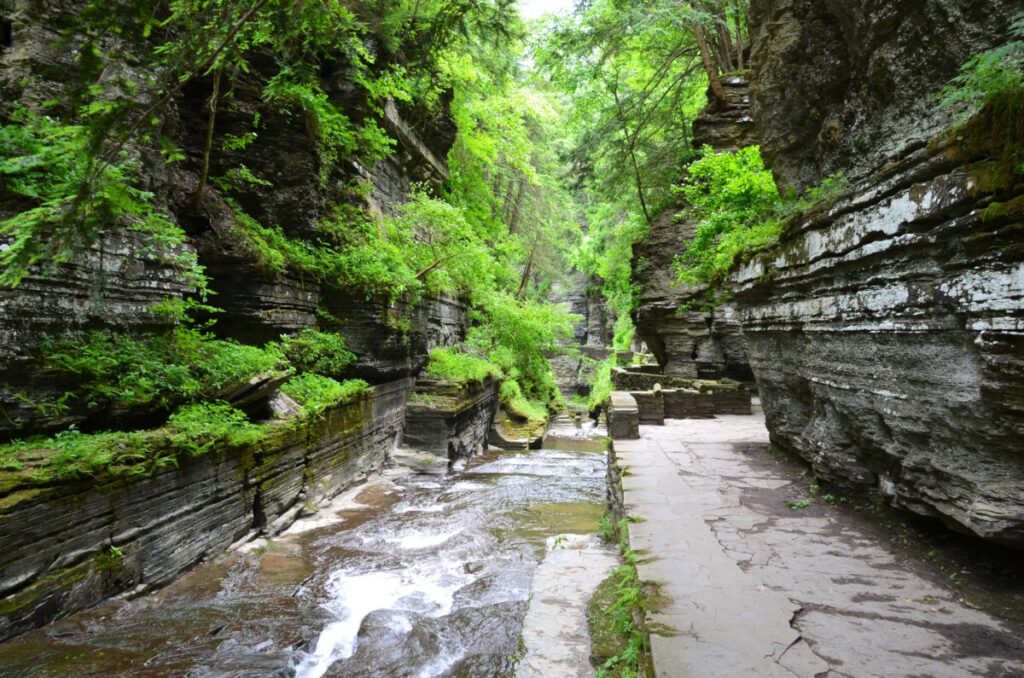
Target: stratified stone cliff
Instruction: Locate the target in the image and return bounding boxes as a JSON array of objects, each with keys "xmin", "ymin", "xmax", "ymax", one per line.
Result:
[
  {"xmin": 633, "ymin": 77, "xmax": 755, "ymax": 380},
  {"xmin": 549, "ymin": 273, "xmax": 613, "ymax": 398},
  {"xmin": 737, "ymin": 0, "xmax": 1024, "ymax": 545},
  {"xmin": 0, "ymin": 1, "xmax": 463, "ymax": 440},
  {"xmin": 0, "ymin": 2, "xmax": 499, "ymax": 638}
]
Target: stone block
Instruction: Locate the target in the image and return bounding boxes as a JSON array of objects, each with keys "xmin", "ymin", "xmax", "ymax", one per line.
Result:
[{"xmin": 608, "ymin": 392, "xmax": 640, "ymax": 440}]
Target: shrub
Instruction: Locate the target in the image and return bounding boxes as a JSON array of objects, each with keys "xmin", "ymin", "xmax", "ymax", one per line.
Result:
[
  {"xmin": 0, "ymin": 107, "xmax": 199, "ymax": 289},
  {"xmin": 425, "ymin": 348, "xmax": 499, "ymax": 384},
  {"xmin": 499, "ymin": 379, "xmax": 549, "ymax": 424},
  {"xmin": 1, "ymin": 402, "xmax": 262, "ymax": 482},
  {"xmin": 40, "ymin": 328, "xmax": 284, "ymax": 411},
  {"xmin": 280, "ymin": 374, "xmax": 369, "ymax": 413},
  {"xmin": 940, "ymin": 15, "xmax": 1024, "ymax": 121},
  {"xmin": 674, "ymin": 145, "xmax": 782, "ymax": 286},
  {"xmin": 276, "ymin": 330, "xmax": 356, "ymax": 377}
]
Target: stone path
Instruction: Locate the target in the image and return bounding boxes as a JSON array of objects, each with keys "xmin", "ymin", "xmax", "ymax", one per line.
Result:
[
  {"xmin": 517, "ymin": 534, "xmax": 620, "ymax": 678},
  {"xmin": 613, "ymin": 410, "xmax": 1024, "ymax": 678}
]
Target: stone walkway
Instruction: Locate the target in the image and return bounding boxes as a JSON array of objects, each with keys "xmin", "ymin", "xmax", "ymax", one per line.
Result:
[
  {"xmin": 612, "ymin": 411, "xmax": 1024, "ymax": 678},
  {"xmin": 517, "ymin": 535, "xmax": 619, "ymax": 678}
]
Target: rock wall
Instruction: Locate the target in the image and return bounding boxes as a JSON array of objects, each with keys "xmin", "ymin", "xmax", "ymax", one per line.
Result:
[
  {"xmin": 0, "ymin": 379, "xmax": 409, "ymax": 642},
  {"xmin": 0, "ymin": 0, "xmax": 476, "ymax": 638},
  {"xmin": 748, "ymin": 0, "xmax": 1020, "ymax": 193},
  {"xmin": 736, "ymin": 1, "xmax": 1024, "ymax": 545},
  {"xmin": 402, "ymin": 378, "xmax": 499, "ymax": 460},
  {"xmin": 633, "ymin": 77, "xmax": 755, "ymax": 380},
  {"xmin": 0, "ymin": 0, "xmax": 463, "ymax": 439},
  {"xmin": 548, "ymin": 273, "xmax": 613, "ymax": 398}
]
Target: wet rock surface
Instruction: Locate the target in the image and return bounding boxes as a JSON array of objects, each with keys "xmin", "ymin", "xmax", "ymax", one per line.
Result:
[
  {"xmin": 0, "ymin": 432, "xmax": 611, "ymax": 677},
  {"xmin": 0, "ymin": 380, "xmax": 410, "ymax": 642},
  {"xmin": 402, "ymin": 377, "xmax": 500, "ymax": 461},
  {"xmin": 612, "ymin": 409, "xmax": 1024, "ymax": 677},
  {"xmin": 516, "ymin": 535, "xmax": 618, "ymax": 678}
]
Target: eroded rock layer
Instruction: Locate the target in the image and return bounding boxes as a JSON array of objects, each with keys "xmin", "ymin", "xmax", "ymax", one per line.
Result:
[
  {"xmin": 0, "ymin": 380, "xmax": 409, "ymax": 642},
  {"xmin": 737, "ymin": 1, "xmax": 1024, "ymax": 545},
  {"xmin": 633, "ymin": 78, "xmax": 755, "ymax": 379},
  {"xmin": 402, "ymin": 378, "xmax": 500, "ymax": 460}
]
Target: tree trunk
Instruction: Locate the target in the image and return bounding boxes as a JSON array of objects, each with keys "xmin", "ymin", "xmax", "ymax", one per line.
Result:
[
  {"xmin": 193, "ymin": 68, "xmax": 222, "ymax": 208},
  {"xmin": 517, "ymin": 246, "xmax": 536, "ymax": 298},
  {"xmin": 694, "ymin": 22, "xmax": 728, "ymax": 109}
]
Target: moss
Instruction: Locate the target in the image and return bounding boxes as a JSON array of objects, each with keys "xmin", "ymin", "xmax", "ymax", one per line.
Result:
[
  {"xmin": 588, "ymin": 575, "xmax": 629, "ymax": 668},
  {"xmin": 948, "ymin": 90, "xmax": 1024, "ymax": 193},
  {"xmin": 981, "ymin": 194, "xmax": 1024, "ymax": 221},
  {"xmin": 0, "ymin": 560, "xmax": 92, "ymax": 617}
]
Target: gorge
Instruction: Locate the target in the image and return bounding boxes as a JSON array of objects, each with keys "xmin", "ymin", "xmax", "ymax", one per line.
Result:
[{"xmin": 1, "ymin": 0, "xmax": 1023, "ymax": 676}]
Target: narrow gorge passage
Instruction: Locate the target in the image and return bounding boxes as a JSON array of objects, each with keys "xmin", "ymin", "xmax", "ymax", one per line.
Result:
[
  {"xmin": 2, "ymin": 0, "xmax": 1023, "ymax": 676},
  {"xmin": 0, "ymin": 421, "xmax": 612, "ymax": 677}
]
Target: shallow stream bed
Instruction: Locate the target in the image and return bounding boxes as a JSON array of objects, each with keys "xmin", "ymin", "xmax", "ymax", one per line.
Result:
[{"xmin": 0, "ymin": 422, "xmax": 611, "ymax": 677}]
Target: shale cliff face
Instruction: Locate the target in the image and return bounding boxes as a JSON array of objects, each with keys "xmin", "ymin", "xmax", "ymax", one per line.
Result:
[
  {"xmin": 0, "ymin": 2, "xmax": 463, "ymax": 440},
  {"xmin": 737, "ymin": 1, "xmax": 1024, "ymax": 545},
  {"xmin": 748, "ymin": 0, "xmax": 1020, "ymax": 192},
  {"xmin": 633, "ymin": 77, "xmax": 755, "ymax": 380},
  {"xmin": 0, "ymin": 2, "xmax": 498, "ymax": 638}
]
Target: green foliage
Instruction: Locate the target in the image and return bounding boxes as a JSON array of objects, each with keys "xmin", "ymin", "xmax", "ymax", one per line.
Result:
[
  {"xmin": 280, "ymin": 374, "xmax": 369, "ymax": 413},
  {"xmin": 674, "ymin": 146, "xmax": 783, "ymax": 286},
  {"xmin": 40, "ymin": 327, "xmax": 283, "ymax": 411},
  {"xmin": 942, "ymin": 14, "xmax": 1024, "ymax": 187},
  {"xmin": 275, "ymin": 330, "xmax": 355, "ymax": 377},
  {"xmin": 596, "ymin": 535, "xmax": 646, "ymax": 678},
  {"xmin": 586, "ymin": 357, "xmax": 617, "ymax": 412},
  {"xmin": 468, "ymin": 291, "xmax": 577, "ymax": 416},
  {"xmin": 499, "ymin": 379, "xmax": 550, "ymax": 423},
  {"xmin": 0, "ymin": 108, "xmax": 197, "ymax": 288},
  {"xmin": 164, "ymin": 401, "xmax": 264, "ymax": 456},
  {"xmin": 426, "ymin": 348, "xmax": 499, "ymax": 385},
  {"xmin": 263, "ymin": 72, "xmax": 358, "ymax": 185},
  {"xmin": 0, "ymin": 402, "xmax": 262, "ymax": 482},
  {"xmin": 940, "ymin": 15, "xmax": 1024, "ymax": 120}
]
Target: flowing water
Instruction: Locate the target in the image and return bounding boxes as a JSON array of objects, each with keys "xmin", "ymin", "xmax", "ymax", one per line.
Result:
[{"xmin": 0, "ymin": 418, "xmax": 610, "ymax": 677}]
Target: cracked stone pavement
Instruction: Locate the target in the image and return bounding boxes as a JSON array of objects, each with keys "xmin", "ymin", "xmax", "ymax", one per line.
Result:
[{"xmin": 612, "ymin": 407, "xmax": 1024, "ymax": 678}]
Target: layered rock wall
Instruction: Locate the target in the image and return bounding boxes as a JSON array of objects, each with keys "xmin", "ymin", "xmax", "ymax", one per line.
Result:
[
  {"xmin": 0, "ymin": 0, "xmax": 463, "ymax": 439},
  {"xmin": 402, "ymin": 378, "xmax": 499, "ymax": 460},
  {"xmin": 737, "ymin": 0, "xmax": 1024, "ymax": 545},
  {"xmin": 0, "ymin": 379, "xmax": 409, "ymax": 641},
  {"xmin": 633, "ymin": 78, "xmax": 755, "ymax": 380}
]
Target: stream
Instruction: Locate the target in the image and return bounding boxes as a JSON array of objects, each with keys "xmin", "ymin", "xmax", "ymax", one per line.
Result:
[{"xmin": 0, "ymin": 418, "xmax": 611, "ymax": 677}]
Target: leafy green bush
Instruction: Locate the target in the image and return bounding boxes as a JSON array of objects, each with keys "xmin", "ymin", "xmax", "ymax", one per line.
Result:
[
  {"xmin": 0, "ymin": 107, "xmax": 198, "ymax": 288},
  {"xmin": 164, "ymin": 402, "xmax": 264, "ymax": 456},
  {"xmin": 674, "ymin": 146, "xmax": 783, "ymax": 286},
  {"xmin": 586, "ymin": 356, "xmax": 616, "ymax": 412},
  {"xmin": 40, "ymin": 327, "xmax": 284, "ymax": 410},
  {"xmin": 425, "ymin": 348, "xmax": 499, "ymax": 384},
  {"xmin": 499, "ymin": 379, "xmax": 550, "ymax": 423},
  {"xmin": 468, "ymin": 291, "xmax": 577, "ymax": 408},
  {"xmin": 941, "ymin": 14, "xmax": 1024, "ymax": 190},
  {"xmin": 280, "ymin": 374, "xmax": 369, "ymax": 413},
  {"xmin": 276, "ymin": 330, "xmax": 355, "ymax": 377}
]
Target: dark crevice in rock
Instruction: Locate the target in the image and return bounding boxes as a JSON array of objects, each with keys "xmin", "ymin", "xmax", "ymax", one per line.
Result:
[{"xmin": 0, "ymin": 18, "xmax": 11, "ymax": 51}]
